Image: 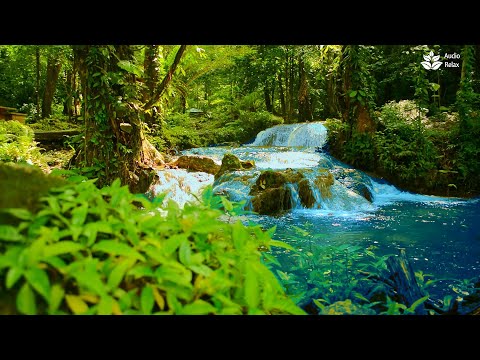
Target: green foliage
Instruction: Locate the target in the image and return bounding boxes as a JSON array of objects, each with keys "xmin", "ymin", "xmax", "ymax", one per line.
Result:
[
  {"xmin": 0, "ymin": 178, "xmax": 305, "ymax": 315},
  {"xmin": 0, "ymin": 121, "xmax": 43, "ymax": 165}
]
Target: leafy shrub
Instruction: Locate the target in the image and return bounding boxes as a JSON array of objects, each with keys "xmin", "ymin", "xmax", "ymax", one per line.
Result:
[
  {"xmin": 0, "ymin": 121, "xmax": 42, "ymax": 164},
  {"xmin": 27, "ymin": 116, "xmax": 82, "ymax": 131},
  {"xmin": 0, "ymin": 178, "xmax": 304, "ymax": 315}
]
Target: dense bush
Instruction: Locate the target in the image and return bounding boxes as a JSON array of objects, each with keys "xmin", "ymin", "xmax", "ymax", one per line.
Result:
[
  {"xmin": 324, "ymin": 101, "xmax": 477, "ymax": 196},
  {"xmin": 0, "ymin": 121, "xmax": 42, "ymax": 164},
  {"xmin": 0, "ymin": 176, "xmax": 305, "ymax": 315}
]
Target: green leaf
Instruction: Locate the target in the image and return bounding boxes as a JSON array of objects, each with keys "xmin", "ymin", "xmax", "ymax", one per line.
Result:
[
  {"xmin": 24, "ymin": 267, "xmax": 51, "ymax": 301},
  {"xmin": 179, "ymin": 240, "xmax": 192, "ymax": 266},
  {"xmin": 97, "ymin": 295, "xmax": 114, "ymax": 315},
  {"xmin": 163, "ymin": 234, "xmax": 187, "ymax": 255},
  {"xmin": 6, "ymin": 267, "xmax": 23, "ymax": 289},
  {"xmin": 244, "ymin": 265, "xmax": 260, "ymax": 308},
  {"xmin": 107, "ymin": 258, "xmax": 135, "ymax": 289},
  {"xmin": 49, "ymin": 284, "xmax": 65, "ymax": 313},
  {"xmin": 17, "ymin": 283, "xmax": 37, "ymax": 315},
  {"xmin": 141, "ymin": 286, "xmax": 154, "ymax": 315},
  {"xmin": 0, "ymin": 225, "xmax": 23, "ymax": 242},
  {"xmin": 221, "ymin": 197, "xmax": 233, "ymax": 212},
  {"xmin": 43, "ymin": 241, "xmax": 84, "ymax": 258},
  {"xmin": 92, "ymin": 240, "xmax": 145, "ymax": 261},
  {"xmin": 262, "ymin": 253, "xmax": 281, "ymax": 266},
  {"xmin": 268, "ymin": 240, "xmax": 294, "ymax": 251},
  {"xmin": 42, "ymin": 256, "xmax": 67, "ymax": 271},
  {"xmin": 349, "ymin": 90, "xmax": 357, "ymax": 98},
  {"xmin": 71, "ymin": 204, "xmax": 88, "ymax": 226},
  {"xmin": 117, "ymin": 60, "xmax": 143, "ymax": 77},
  {"xmin": 127, "ymin": 264, "xmax": 154, "ymax": 278},
  {"xmin": 407, "ymin": 295, "xmax": 429, "ymax": 313},
  {"xmin": 179, "ymin": 300, "xmax": 216, "ymax": 315},
  {"xmin": 65, "ymin": 295, "xmax": 89, "ymax": 315},
  {"xmin": 189, "ymin": 264, "xmax": 213, "ymax": 277},
  {"xmin": 0, "ymin": 208, "xmax": 32, "ymax": 221}
]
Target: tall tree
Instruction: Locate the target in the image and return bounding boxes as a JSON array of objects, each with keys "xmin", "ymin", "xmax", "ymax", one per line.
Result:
[
  {"xmin": 41, "ymin": 51, "xmax": 62, "ymax": 118},
  {"xmin": 72, "ymin": 45, "xmax": 186, "ymax": 192}
]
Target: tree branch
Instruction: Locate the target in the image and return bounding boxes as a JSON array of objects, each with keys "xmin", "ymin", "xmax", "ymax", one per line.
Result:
[{"xmin": 144, "ymin": 45, "xmax": 187, "ymax": 110}]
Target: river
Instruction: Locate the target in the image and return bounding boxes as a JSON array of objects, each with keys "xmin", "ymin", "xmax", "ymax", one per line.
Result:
[{"xmin": 151, "ymin": 121, "xmax": 480, "ymax": 305}]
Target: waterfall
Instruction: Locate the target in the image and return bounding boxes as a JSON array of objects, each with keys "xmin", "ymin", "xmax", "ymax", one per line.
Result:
[
  {"xmin": 150, "ymin": 169, "xmax": 214, "ymax": 208},
  {"xmin": 251, "ymin": 122, "xmax": 328, "ymax": 148}
]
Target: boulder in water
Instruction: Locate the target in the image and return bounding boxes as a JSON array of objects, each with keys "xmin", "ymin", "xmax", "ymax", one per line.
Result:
[
  {"xmin": 314, "ymin": 171, "xmax": 335, "ymax": 199},
  {"xmin": 298, "ymin": 178, "xmax": 316, "ymax": 208},
  {"xmin": 250, "ymin": 169, "xmax": 304, "ymax": 194},
  {"xmin": 172, "ymin": 155, "xmax": 220, "ymax": 175},
  {"xmin": 215, "ymin": 153, "xmax": 244, "ymax": 179},
  {"xmin": 251, "ymin": 187, "xmax": 292, "ymax": 215}
]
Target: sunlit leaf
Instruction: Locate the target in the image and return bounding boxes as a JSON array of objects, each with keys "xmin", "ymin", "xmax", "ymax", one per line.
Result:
[
  {"xmin": 17, "ymin": 283, "xmax": 36, "ymax": 315},
  {"xmin": 24, "ymin": 267, "xmax": 50, "ymax": 301},
  {"xmin": 0, "ymin": 225, "xmax": 23, "ymax": 242},
  {"xmin": 141, "ymin": 286, "xmax": 154, "ymax": 314},
  {"xmin": 66, "ymin": 295, "xmax": 89, "ymax": 315},
  {"xmin": 49, "ymin": 284, "xmax": 65, "ymax": 313},
  {"xmin": 43, "ymin": 241, "xmax": 84, "ymax": 258},
  {"xmin": 97, "ymin": 295, "xmax": 114, "ymax": 315},
  {"xmin": 92, "ymin": 240, "xmax": 145, "ymax": 261},
  {"xmin": 179, "ymin": 300, "xmax": 216, "ymax": 315},
  {"xmin": 6, "ymin": 267, "xmax": 23, "ymax": 289},
  {"xmin": 244, "ymin": 265, "xmax": 259, "ymax": 308},
  {"xmin": 152, "ymin": 287, "xmax": 165, "ymax": 311}
]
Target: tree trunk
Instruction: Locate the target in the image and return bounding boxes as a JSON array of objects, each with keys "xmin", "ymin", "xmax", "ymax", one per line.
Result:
[
  {"xmin": 297, "ymin": 55, "xmax": 312, "ymax": 122},
  {"xmin": 35, "ymin": 47, "xmax": 41, "ymax": 121},
  {"xmin": 288, "ymin": 53, "xmax": 295, "ymax": 122},
  {"xmin": 144, "ymin": 45, "xmax": 187, "ymax": 110},
  {"xmin": 41, "ymin": 54, "xmax": 62, "ymax": 119},
  {"xmin": 264, "ymin": 85, "xmax": 273, "ymax": 113},
  {"xmin": 143, "ymin": 45, "xmax": 159, "ymax": 127},
  {"xmin": 74, "ymin": 45, "xmax": 164, "ymax": 193},
  {"xmin": 63, "ymin": 69, "xmax": 74, "ymax": 118},
  {"xmin": 278, "ymin": 73, "xmax": 286, "ymax": 118}
]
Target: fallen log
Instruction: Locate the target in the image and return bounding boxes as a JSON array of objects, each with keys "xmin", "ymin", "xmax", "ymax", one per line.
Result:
[
  {"xmin": 34, "ymin": 129, "xmax": 82, "ymax": 142},
  {"xmin": 385, "ymin": 249, "xmax": 428, "ymax": 314}
]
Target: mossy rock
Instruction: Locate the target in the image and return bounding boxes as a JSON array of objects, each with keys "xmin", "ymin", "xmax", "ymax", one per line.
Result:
[
  {"xmin": 319, "ymin": 299, "xmax": 377, "ymax": 315},
  {"xmin": 241, "ymin": 159, "xmax": 255, "ymax": 169},
  {"xmin": 250, "ymin": 169, "xmax": 304, "ymax": 195},
  {"xmin": 251, "ymin": 187, "xmax": 292, "ymax": 215},
  {"xmin": 298, "ymin": 179, "xmax": 316, "ymax": 208},
  {"xmin": 173, "ymin": 155, "xmax": 221, "ymax": 175},
  {"xmin": 215, "ymin": 153, "xmax": 244, "ymax": 179},
  {"xmin": 313, "ymin": 171, "xmax": 335, "ymax": 199},
  {"xmin": 0, "ymin": 162, "xmax": 66, "ymax": 223}
]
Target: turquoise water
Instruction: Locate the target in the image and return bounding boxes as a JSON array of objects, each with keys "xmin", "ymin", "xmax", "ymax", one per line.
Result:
[{"xmin": 155, "ymin": 121, "xmax": 480, "ymax": 303}]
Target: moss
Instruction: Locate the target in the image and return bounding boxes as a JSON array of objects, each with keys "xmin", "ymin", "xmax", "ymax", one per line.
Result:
[
  {"xmin": 215, "ymin": 153, "xmax": 244, "ymax": 179},
  {"xmin": 173, "ymin": 155, "xmax": 221, "ymax": 175},
  {"xmin": 314, "ymin": 171, "xmax": 334, "ymax": 199},
  {"xmin": 250, "ymin": 169, "xmax": 304, "ymax": 195},
  {"xmin": 251, "ymin": 187, "xmax": 292, "ymax": 215},
  {"xmin": 298, "ymin": 179, "xmax": 316, "ymax": 208},
  {"xmin": 0, "ymin": 162, "xmax": 66, "ymax": 221}
]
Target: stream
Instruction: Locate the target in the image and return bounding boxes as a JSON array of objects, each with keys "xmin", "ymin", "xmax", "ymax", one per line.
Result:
[{"xmin": 151, "ymin": 121, "xmax": 480, "ymax": 304}]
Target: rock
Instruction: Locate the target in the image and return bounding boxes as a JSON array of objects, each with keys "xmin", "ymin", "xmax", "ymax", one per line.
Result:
[
  {"xmin": 215, "ymin": 153, "xmax": 244, "ymax": 179},
  {"xmin": 313, "ymin": 171, "xmax": 335, "ymax": 199},
  {"xmin": 251, "ymin": 187, "xmax": 292, "ymax": 215},
  {"xmin": 172, "ymin": 155, "xmax": 220, "ymax": 175},
  {"xmin": 250, "ymin": 169, "xmax": 304, "ymax": 194},
  {"xmin": 298, "ymin": 179, "xmax": 315, "ymax": 208},
  {"xmin": 241, "ymin": 159, "xmax": 255, "ymax": 169}
]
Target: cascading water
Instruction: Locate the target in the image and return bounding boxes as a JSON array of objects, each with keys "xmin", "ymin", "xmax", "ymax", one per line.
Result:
[{"xmin": 151, "ymin": 121, "xmax": 480, "ymax": 303}]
